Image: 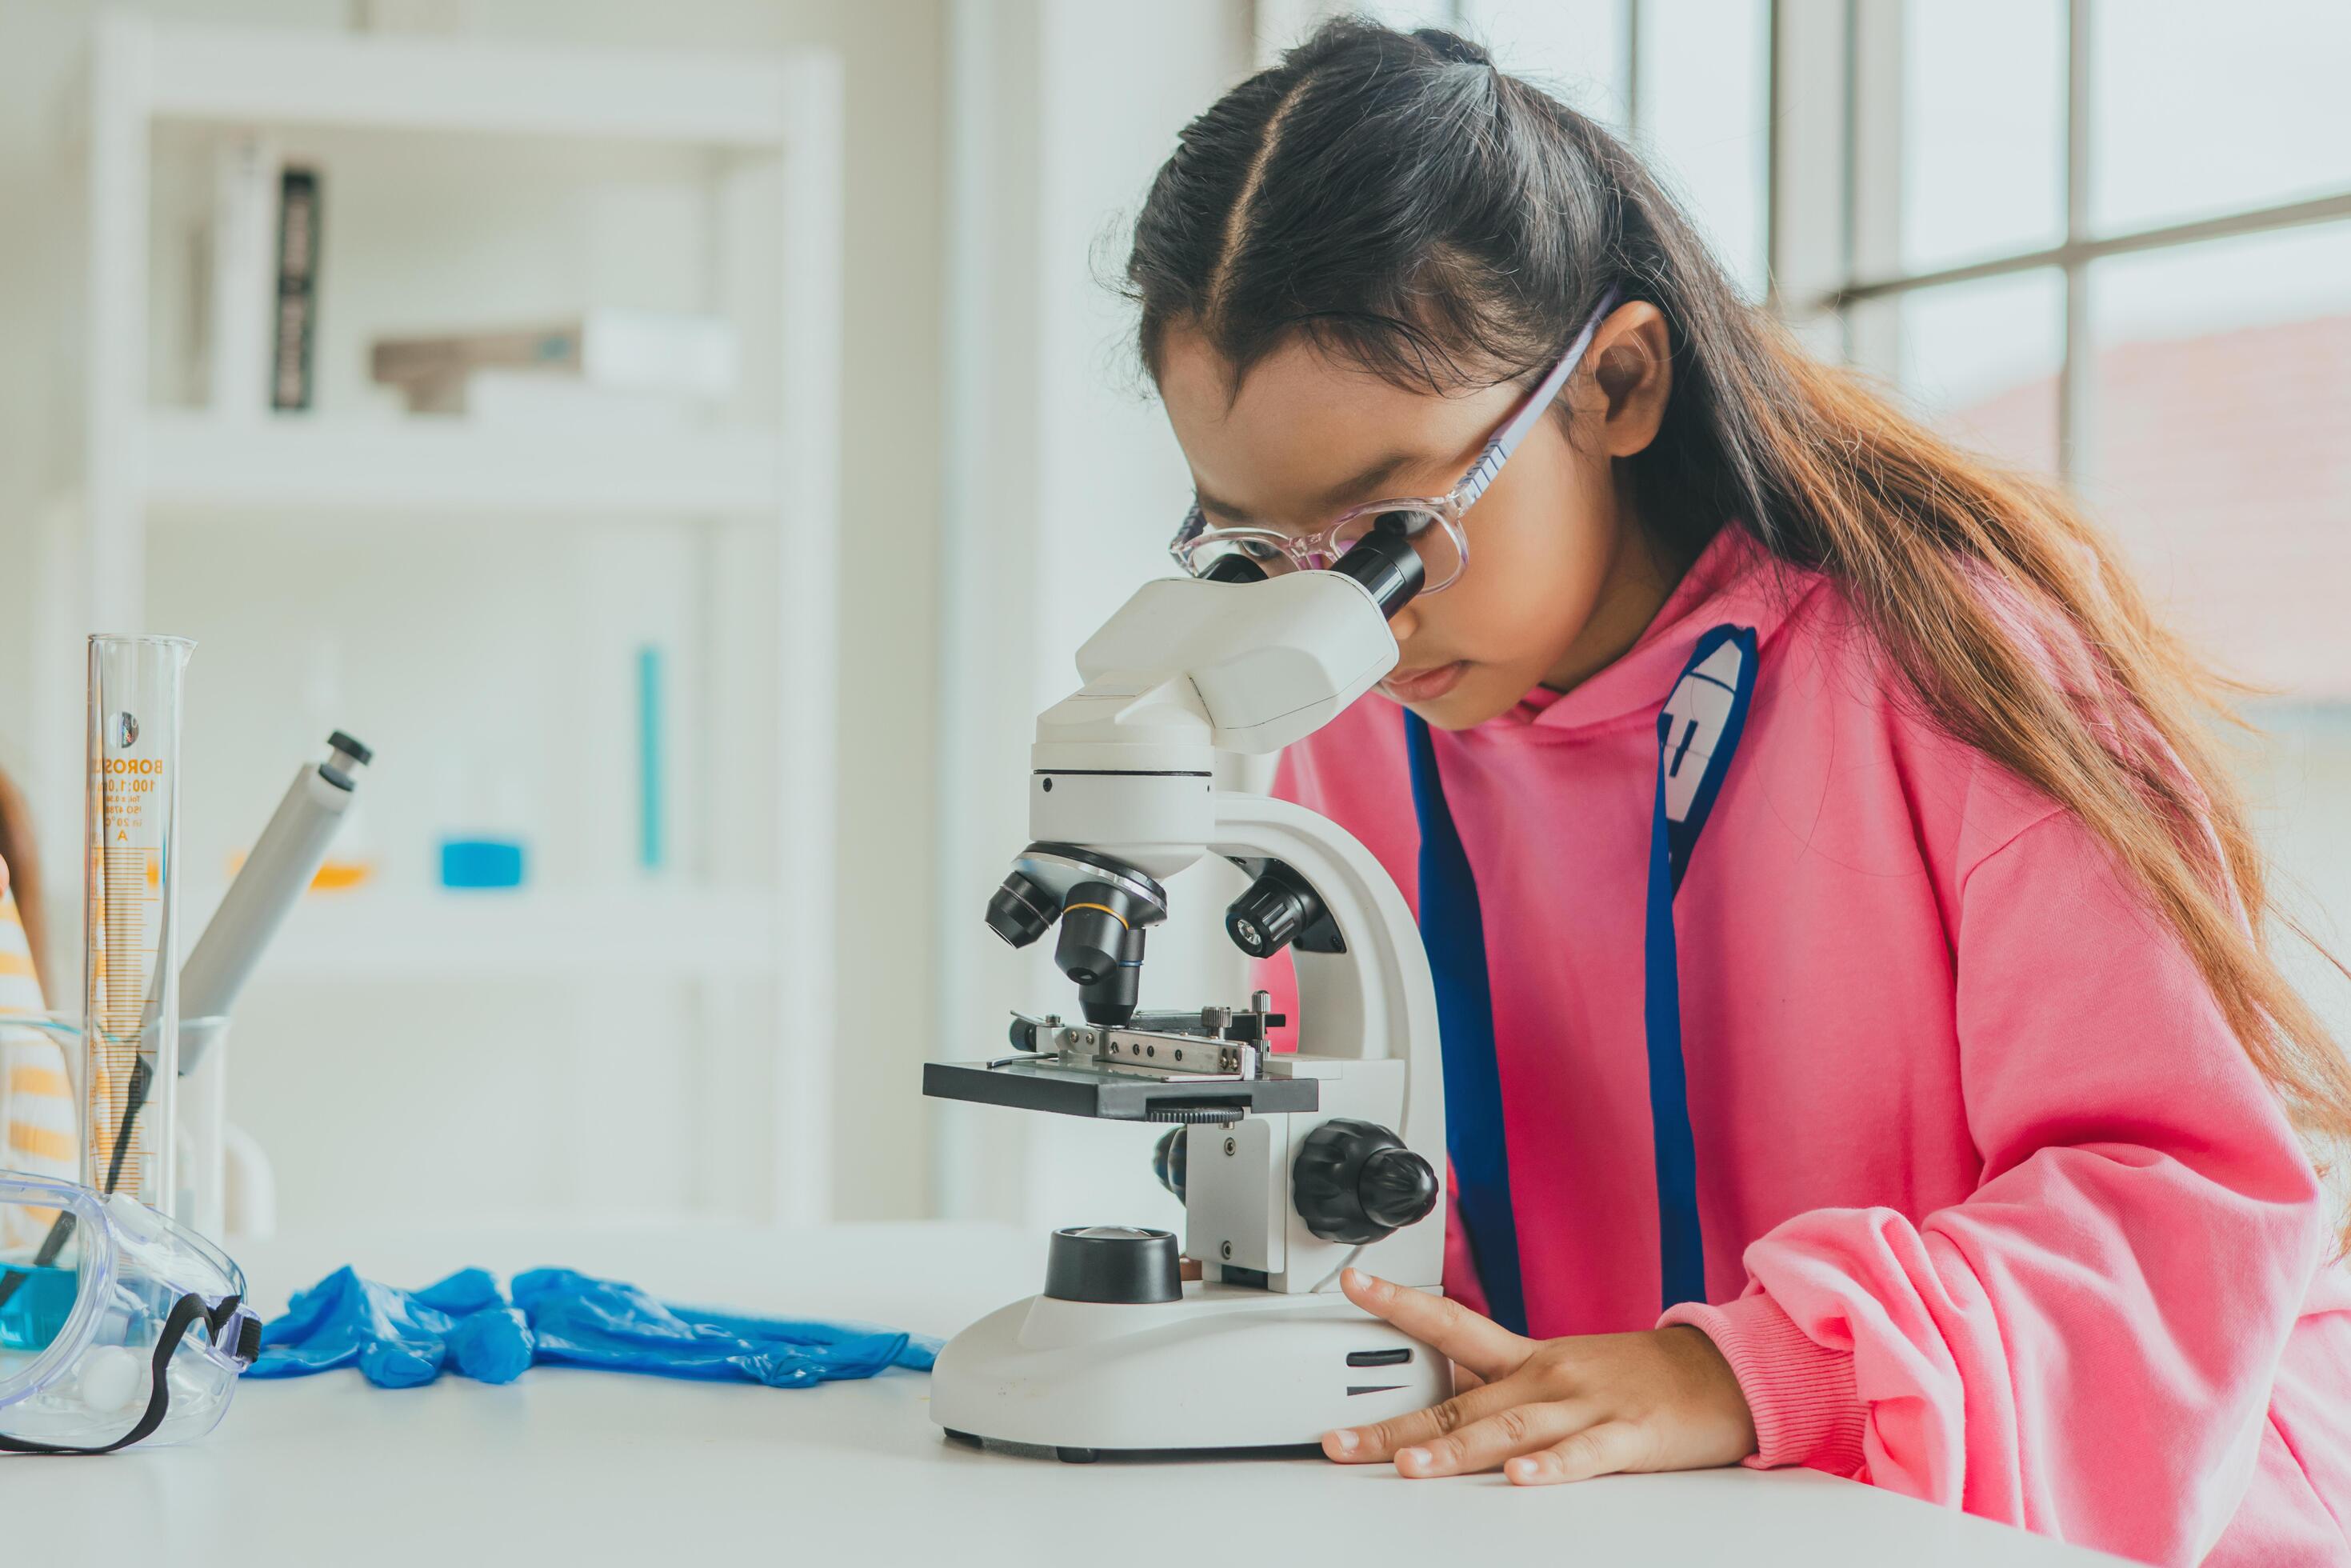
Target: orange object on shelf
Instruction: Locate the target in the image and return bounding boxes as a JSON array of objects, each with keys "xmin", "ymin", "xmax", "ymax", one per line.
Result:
[{"xmin": 224, "ymin": 850, "xmax": 375, "ymax": 893}]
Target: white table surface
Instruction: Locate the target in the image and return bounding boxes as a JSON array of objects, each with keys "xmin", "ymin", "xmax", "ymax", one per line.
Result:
[{"xmin": 10, "ymin": 1219, "xmax": 2126, "ymax": 1566}]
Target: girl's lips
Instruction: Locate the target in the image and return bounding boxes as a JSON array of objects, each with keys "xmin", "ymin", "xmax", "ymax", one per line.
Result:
[{"xmin": 1380, "ymin": 660, "xmax": 1469, "ymax": 702}]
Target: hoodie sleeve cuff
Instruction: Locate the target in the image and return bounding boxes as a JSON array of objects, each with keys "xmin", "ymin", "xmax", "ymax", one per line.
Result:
[{"xmin": 1659, "ymin": 1292, "xmax": 1868, "ymax": 1477}]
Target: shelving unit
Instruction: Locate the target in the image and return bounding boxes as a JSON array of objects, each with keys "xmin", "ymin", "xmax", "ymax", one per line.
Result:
[
  {"xmin": 41, "ymin": 14, "xmax": 845, "ymax": 1226},
  {"xmin": 143, "ymin": 410, "xmax": 785, "ymax": 518}
]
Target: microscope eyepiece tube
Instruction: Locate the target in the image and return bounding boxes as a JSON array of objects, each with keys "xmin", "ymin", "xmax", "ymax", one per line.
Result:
[{"xmin": 1331, "ymin": 512, "xmax": 1427, "ymax": 617}]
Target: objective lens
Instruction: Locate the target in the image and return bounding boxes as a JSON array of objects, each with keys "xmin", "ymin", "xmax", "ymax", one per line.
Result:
[
  {"xmin": 984, "ymin": 871, "xmax": 1056, "ymax": 949},
  {"xmin": 1056, "ymin": 882, "xmax": 1148, "ymax": 1026}
]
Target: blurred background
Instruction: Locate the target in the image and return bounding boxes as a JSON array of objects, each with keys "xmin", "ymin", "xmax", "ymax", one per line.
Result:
[{"xmin": 0, "ymin": 0, "xmax": 2343, "ymax": 1241}]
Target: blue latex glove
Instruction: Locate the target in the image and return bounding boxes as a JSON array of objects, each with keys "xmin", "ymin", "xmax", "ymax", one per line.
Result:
[
  {"xmin": 248, "ymin": 1266, "xmax": 533, "ymax": 1387},
  {"xmin": 511, "ymin": 1269, "xmax": 939, "ymax": 1386},
  {"xmin": 246, "ymin": 1266, "xmax": 938, "ymax": 1390}
]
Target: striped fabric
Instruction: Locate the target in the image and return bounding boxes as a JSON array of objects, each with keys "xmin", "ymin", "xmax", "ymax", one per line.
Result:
[{"xmin": 0, "ymin": 888, "xmax": 75, "ymax": 1245}]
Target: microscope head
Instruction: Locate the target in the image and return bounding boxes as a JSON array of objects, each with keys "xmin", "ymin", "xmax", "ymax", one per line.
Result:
[
  {"xmin": 986, "ymin": 844, "xmax": 1169, "ymax": 1026},
  {"xmin": 990, "ymin": 518, "xmax": 1429, "ymax": 1027}
]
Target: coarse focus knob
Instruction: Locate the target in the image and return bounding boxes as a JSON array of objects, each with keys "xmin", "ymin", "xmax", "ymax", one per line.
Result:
[
  {"xmin": 1224, "ymin": 874, "xmax": 1307, "ymax": 958},
  {"xmin": 1151, "ymin": 1126, "xmax": 1187, "ymax": 1203},
  {"xmin": 1292, "ymin": 1119, "xmax": 1439, "ymax": 1245}
]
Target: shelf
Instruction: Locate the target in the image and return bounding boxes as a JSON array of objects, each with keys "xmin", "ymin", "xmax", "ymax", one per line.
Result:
[
  {"xmin": 129, "ymin": 18, "xmax": 810, "ymax": 147},
  {"xmin": 142, "ymin": 411, "xmax": 782, "ymax": 519},
  {"xmin": 188, "ymin": 886, "xmax": 782, "ymax": 982}
]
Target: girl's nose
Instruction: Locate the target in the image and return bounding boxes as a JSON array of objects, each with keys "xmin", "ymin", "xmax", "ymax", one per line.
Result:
[{"xmin": 1387, "ymin": 602, "xmax": 1421, "ymax": 642}]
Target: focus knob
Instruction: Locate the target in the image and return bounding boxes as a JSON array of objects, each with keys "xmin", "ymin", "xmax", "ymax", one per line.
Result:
[
  {"xmin": 1151, "ymin": 1126, "xmax": 1188, "ymax": 1203},
  {"xmin": 1292, "ymin": 1119, "xmax": 1439, "ymax": 1244},
  {"xmin": 1225, "ymin": 875, "xmax": 1307, "ymax": 958}
]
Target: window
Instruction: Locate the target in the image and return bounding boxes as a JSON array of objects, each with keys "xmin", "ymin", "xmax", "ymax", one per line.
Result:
[
  {"xmin": 1463, "ymin": 0, "xmax": 1773, "ymax": 298},
  {"xmin": 1266, "ymin": 0, "xmax": 1776, "ymax": 298},
  {"xmin": 1789, "ymin": 0, "xmax": 2351, "ymax": 1029}
]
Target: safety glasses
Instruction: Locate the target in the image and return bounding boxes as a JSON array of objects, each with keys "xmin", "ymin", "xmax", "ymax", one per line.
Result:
[
  {"xmin": 1168, "ymin": 287, "xmax": 1623, "ymax": 596},
  {"xmin": 0, "ymin": 1172, "xmax": 258, "ymax": 1454}
]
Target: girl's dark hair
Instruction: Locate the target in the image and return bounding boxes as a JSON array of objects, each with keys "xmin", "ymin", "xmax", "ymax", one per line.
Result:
[
  {"xmin": 1128, "ymin": 19, "xmax": 1744, "ymax": 570},
  {"xmin": 1126, "ymin": 18, "xmax": 2351, "ymax": 1232}
]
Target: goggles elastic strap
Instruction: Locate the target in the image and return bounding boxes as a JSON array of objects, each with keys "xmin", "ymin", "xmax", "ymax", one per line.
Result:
[{"xmin": 0, "ymin": 1292, "xmax": 206, "ymax": 1458}]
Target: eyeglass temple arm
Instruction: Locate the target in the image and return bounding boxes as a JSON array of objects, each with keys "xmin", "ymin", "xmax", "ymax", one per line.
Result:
[{"xmin": 1453, "ymin": 285, "xmax": 1625, "ymax": 513}]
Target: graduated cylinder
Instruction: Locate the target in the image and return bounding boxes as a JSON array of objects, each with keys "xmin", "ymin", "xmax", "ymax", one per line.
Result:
[{"xmin": 82, "ymin": 634, "xmax": 193, "ymax": 1210}]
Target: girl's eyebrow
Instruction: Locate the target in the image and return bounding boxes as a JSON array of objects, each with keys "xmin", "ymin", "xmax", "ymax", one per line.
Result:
[
  {"xmin": 1193, "ymin": 486, "xmax": 1250, "ymax": 521},
  {"xmin": 1311, "ymin": 450, "xmax": 1428, "ymax": 510},
  {"xmin": 1195, "ymin": 449, "xmax": 1437, "ymax": 525}
]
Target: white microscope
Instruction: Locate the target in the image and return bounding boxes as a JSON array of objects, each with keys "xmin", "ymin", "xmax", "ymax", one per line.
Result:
[{"xmin": 925, "ymin": 521, "xmax": 1454, "ymax": 1461}]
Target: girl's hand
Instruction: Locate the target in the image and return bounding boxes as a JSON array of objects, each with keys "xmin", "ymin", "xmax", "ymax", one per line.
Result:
[{"xmin": 1324, "ymin": 1268, "xmax": 1757, "ymax": 1485}]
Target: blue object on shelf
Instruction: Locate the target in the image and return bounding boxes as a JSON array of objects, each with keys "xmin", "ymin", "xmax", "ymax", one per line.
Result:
[
  {"xmin": 636, "ymin": 645, "xmax": 665, "ymax": 873},
  {"xmin": 439, "ymin": 837, "xmax": 525, "ymax": 889}
]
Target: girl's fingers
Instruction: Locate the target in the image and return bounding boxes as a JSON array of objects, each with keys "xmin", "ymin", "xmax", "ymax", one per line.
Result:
[
  {"xmin": 1503, "ymin": 1420, "xmax": 1655, "ymax": 1486},
  {"xmin": 1338, "ymin": 1268, "xmax": 1531, "ymax": 1382},
  {"xmin": 1391, "ymin": 1399, "xmax": 1597, "ymax": 1478},
  {"xmin": 1451, "ymin": 1362, "xmax": 1486, "ymax": 1392},
  {"xmin": 1322, "ymin": 1375, "xmax": 1521, "ymax": 1464}
]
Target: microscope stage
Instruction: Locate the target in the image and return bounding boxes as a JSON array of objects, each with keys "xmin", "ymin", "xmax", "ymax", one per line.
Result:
[{"xmin": 923, "ymin": 1057, "xmax": 1318, "ymax": 1122}]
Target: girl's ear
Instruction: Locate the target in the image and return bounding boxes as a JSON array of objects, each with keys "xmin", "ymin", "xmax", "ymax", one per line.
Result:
[{"xmin": 1586, "ymin": 302, "xmax": 1674, "ymax": 460}]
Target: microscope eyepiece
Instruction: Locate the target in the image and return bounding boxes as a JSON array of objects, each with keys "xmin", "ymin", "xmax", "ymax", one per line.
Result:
[{"xmin": 1332, "ymin": 511, "xmax": 1427, "ymax": 617}]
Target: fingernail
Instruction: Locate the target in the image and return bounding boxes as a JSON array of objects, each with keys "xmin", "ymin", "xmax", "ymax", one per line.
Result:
[
  {"xmin": 1341, "ymin": 1268, "xmax": 1364, "ymax": 1290},
  {"xmin": 1399, "ymin": 1446, "xmax": 1431, "ymax": 1473},
  {"xmin": 1508, "ymin": 1457, "xmax": 1539, "ymax": 1482},
  {"xmin": 1332, "ymin": 1428, "xmax": 1360, "ymax": 1454}
]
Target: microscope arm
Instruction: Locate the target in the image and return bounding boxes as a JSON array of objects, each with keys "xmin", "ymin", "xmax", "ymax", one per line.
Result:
[
  {"xmin": 1209, "ymin": 790, "xmax": 1445, "ymax": 1292},
  {"xmin": 1209, "ymin": 792, "xmax": 1441, "ymax": 1150}
]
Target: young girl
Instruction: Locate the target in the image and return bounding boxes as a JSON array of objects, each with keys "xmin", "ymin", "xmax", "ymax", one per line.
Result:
[{"xmin": 1127, "ymin": 21, "xmax": 2351, "ymax": 1566}]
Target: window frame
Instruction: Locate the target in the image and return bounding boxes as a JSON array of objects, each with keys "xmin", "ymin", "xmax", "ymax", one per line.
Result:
[{"xmin": 1770, "ymin": 0, "xmax": 2351, "ymax": 483}]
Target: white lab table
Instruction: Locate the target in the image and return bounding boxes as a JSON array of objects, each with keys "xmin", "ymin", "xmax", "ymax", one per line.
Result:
[{"xmin": 10, "ymin": 1220, "xmax": 2126, "ymax": 1566}]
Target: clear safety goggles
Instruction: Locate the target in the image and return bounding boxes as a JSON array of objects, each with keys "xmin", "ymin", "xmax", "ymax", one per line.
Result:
[
  {"xmin": 1168, "ymin": 286, "xmax": 1624, "ymax": 596},
  {"xmin": 0, "ymin": 1171, "xmax": 258, "ymax": 1454}
]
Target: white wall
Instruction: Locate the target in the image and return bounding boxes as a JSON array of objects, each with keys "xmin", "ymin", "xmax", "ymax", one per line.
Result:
[{"xmin": 931, "ymin": 0, "xmax": 1254, "ymax": 1230}]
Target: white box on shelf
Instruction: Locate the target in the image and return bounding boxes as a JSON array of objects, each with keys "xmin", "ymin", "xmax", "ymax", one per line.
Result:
[
  {"xmin": 371, "ymin": 311, "xmax": 742, "ymax": 411},
  {"xmin": 416, "ymin": 370, "xmax": 703, "ymax": 430}
]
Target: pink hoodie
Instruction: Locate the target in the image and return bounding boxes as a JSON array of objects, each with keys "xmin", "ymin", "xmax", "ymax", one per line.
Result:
[{"xmin": 1263, "ymin": 525, "xmax": 2351, "ymax": 1565}]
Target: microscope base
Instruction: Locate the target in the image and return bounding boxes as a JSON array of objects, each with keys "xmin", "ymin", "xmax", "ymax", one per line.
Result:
[{"xmin": 930, "ymin": 1282, "xmax": 1451, "ymax": 1457}]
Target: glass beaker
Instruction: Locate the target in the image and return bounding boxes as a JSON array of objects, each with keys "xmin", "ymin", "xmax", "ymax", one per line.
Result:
[{"xmin": 82, "ymin": 634, "xmax": 193, "ymax": 1210}]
